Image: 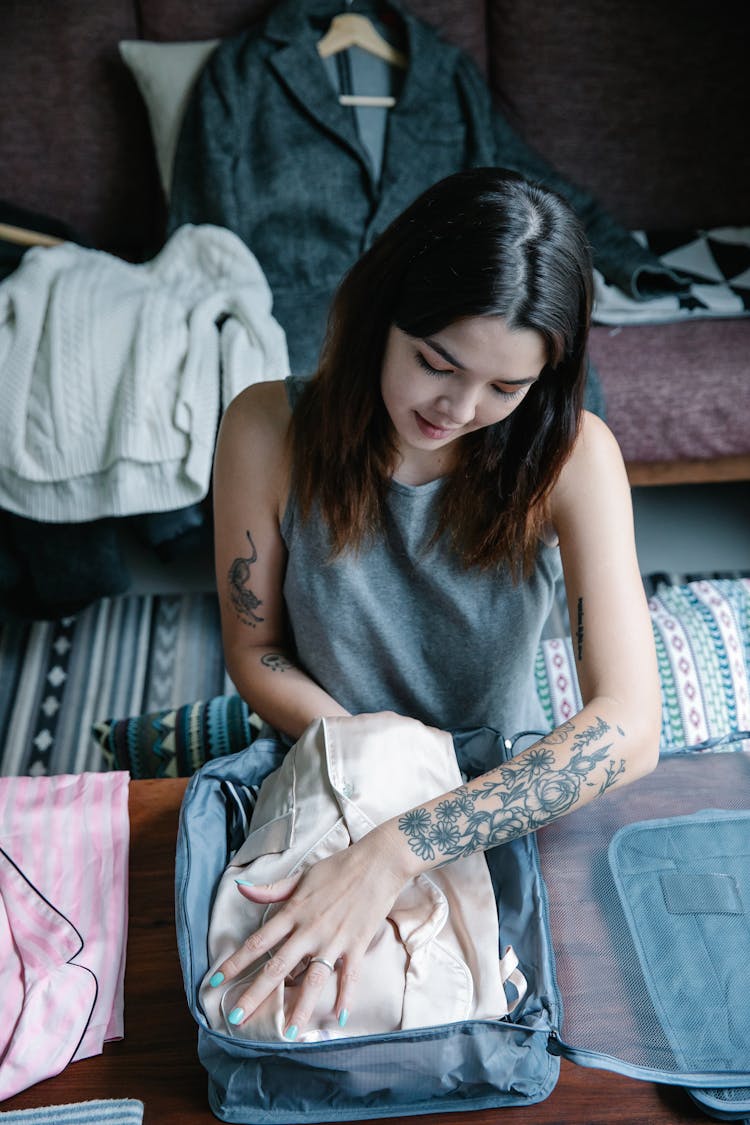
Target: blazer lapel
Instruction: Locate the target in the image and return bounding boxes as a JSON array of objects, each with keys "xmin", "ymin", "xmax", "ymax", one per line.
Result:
[
  {"xmin": 369, "ymin": 10, "xmax": 468, "ymax": 224},
  {"xmin": 264, "ymin": 6, "xmax": 375, "ymax": 184}
]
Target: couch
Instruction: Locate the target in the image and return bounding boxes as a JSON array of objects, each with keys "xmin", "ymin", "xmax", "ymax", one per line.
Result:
[{"xmin": 1, "ymin": 0, "xmax": 748, "ymax": 486}]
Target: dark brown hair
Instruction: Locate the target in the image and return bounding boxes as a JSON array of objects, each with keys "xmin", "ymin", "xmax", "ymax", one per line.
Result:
[{"xmin": 290, "ymin": 168, "xmax": 593, "ymax": 577}]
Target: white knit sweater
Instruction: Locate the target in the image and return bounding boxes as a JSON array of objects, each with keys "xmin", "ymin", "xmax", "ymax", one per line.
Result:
[{"xmin": 0, "ymin": 224, "xmax": 289, "ymax": 521}]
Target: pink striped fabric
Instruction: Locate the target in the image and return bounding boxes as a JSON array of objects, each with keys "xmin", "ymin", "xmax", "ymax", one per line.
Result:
[{"xmin": 0, "ymin": 773, "xmax": 129, "ymax": 1100}]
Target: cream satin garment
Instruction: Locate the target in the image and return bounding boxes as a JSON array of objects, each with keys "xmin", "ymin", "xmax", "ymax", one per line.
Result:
[{"xmin": 200, "ymin": 712, "xmax": 526, "ymax": 1042}]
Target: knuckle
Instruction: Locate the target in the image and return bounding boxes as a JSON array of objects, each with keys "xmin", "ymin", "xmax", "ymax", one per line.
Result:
[
  {"xmin": 293, "ymin": 1004, "xmax": 313, "ymax": 1026},
  {"xmin": 241, "ymin": 932, "xmax": 266, "ymax": 956},
  {"xmin": 342, "ymin": 963, "xmax": 362, "ymax": 985},
  {"xmin": 305, "ymin": 965, "xmax": 332, "ymax": 987},
  {"xmin": 220, "ymin": 954, "xmax": 241, "ymax": 977},
  {"xmin": 263, "ymin": 952, "xmax": 289, "ymax": 979}
]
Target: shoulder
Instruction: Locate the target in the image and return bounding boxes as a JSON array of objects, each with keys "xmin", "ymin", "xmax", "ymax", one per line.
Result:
[
  {"xmin": 549, "ymin": 411, "xmax": 630, "ymax": 528},
  {"xmin": 220, "ymin": 380, "xmax": 291, "ymax": 446},
  {"xmin": 215, "ymin": 381, "xmax": 292, "ymax": 509},
  {"xmin": 554, "ymin": 410, "xmax": 627, "ymax": 491}
]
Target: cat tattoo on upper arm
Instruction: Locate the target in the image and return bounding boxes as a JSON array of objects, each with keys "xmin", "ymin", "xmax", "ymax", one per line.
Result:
[{"xmin": 228, "ymin": 530, "xmax": 264, "ymax": 627}]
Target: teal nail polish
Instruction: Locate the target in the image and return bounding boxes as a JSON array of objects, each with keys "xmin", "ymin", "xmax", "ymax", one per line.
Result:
[
  {"xmin": 235, "ymin": 878, "xmax": 254, "ymax": 887},
  {"xmin": 338, "ymin": 1009, "xmax": 349, "ymax": 1028},
  {"xmin": 209, "ymin": 971, "xmax": 225, "ymax": 988},
  {"xmin": 284, "ymin": 1025, "xmax": 298, "ymax": 1041},
  {"xmin": 228, "ymin": 1007, "xmax": 245, "ymax": 1025}
]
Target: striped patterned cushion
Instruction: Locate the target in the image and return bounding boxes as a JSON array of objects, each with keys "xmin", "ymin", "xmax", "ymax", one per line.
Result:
[
  {"xmin": 93, "ymin": 694, "xmax": 258, "ymax": 779},
  {"xmin": 536, "ymin": 578, "xmax": 750, "ymax": 754}
]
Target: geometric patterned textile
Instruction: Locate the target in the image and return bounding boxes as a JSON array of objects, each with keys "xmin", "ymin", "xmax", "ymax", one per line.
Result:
[
  {"xmin": 535, "ymin": 578, "xmax": 750, "ymax": 755},
  {"xmin": 93, "ymin": 694, "xmax": 257, "ymax": 780},
  {"xmin": 0, "ymin": 594, "xmax": 233, "ymax": 776},
  {"xmin": 3, "ymin": 577, "xmax": 750, "ymax": 776},
  {"xmin": 593, "ymin": 227, "xmax": 750, "ymax": 325}
]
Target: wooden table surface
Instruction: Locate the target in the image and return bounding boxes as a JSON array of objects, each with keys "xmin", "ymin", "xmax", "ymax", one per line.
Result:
[{"xmin": 1, "ymin": 778, "xmax": 708, "ymax": 1124}]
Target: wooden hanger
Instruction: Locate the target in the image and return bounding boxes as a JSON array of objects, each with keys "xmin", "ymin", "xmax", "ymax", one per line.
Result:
[
  {"xmin": 317, "ymin": 10, "xmax": 407, "ymax": 108},
  {"xmin": 0, "ymin": 222, "xmax": 63, "ymax": 248}
]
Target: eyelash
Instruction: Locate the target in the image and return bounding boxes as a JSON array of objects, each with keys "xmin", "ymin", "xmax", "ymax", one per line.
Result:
[
  {"xmin": 415, "ymin": 351, "xmax": 448, "ymax": 377},
  {"xmin": 414, "ymin": 350, "xmax": 526, "ymax": 400}
]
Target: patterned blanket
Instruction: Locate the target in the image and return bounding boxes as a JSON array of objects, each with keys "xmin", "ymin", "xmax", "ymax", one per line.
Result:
[
  {"xmin": 1, "ymin": 574, "xmax": 748, "ymax": 776},
  {"xmin": 593, "ymin": 228, "xmax": 750, "ymax": 324},
  {"xmin": 0, "ymin": 594, "xmax": 233, "ymax": 776}
]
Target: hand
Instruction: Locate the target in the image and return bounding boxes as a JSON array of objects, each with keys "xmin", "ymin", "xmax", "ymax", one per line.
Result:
[{"xmin": 209, "ymin": 828, "xmax": 408, "ymax": 1039}]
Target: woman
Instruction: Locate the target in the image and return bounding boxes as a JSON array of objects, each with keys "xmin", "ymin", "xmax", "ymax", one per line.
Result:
[{"xmin": 210, "ymin": 168, "xmax": 660, "ymax": 1039}]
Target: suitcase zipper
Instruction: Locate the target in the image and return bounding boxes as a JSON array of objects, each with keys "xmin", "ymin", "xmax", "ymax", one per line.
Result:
[{"xmin": 546, "ymin": 1028, "xmax": 750, "ymax": 1088}]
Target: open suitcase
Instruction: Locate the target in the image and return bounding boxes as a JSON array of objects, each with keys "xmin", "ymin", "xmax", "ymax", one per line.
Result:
[{"xmin": 175, "ymin": 727, "xmax": 750, "ymax": 1123}]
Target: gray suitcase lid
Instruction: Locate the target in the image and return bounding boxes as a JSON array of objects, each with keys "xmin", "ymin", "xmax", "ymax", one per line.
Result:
[{"xmin": 536, "ymin": 743, "xmax": 750, "ymax": 1103}]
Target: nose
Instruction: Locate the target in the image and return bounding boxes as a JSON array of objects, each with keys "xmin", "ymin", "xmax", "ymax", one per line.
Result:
[{"xmin": 435, "ymin": 385, "xmax": 479, "ymax": 425}]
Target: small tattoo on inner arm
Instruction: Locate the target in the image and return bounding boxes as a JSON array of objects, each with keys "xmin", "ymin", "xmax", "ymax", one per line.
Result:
[
  {"xmin": 576, "ymin": 597, "xmax": 584, "ymax": 660},
  {"xmin": 261, "ymin": 652, "xmax": 293, "ymax": 673},
  {"xmin": 228, "ymin": 531, "xmax": 265, "ymax": 627}
]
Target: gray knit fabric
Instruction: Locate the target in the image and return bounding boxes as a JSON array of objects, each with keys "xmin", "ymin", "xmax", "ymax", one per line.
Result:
[{"xmin": 281, "ymin": 377, "xmax": 560, "ymax": 737}]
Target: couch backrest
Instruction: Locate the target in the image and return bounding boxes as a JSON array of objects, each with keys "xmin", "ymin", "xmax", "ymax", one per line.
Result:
[
  {"xmin": 486, "ymin": 0, "xmax": 749, "ymax": 231},
  {"xmin": 1, "ymin": 0, "xmax": 746, "ymax": 256},
  {"xmin": 1, "ymin": 0, "xmax": 158, "ymax": 257}
]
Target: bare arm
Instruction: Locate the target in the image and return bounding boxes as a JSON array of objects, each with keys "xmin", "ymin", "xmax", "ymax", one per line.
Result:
[{"xmin": 213, "ymin": 382, "xmax": 349, "ymax": 739}]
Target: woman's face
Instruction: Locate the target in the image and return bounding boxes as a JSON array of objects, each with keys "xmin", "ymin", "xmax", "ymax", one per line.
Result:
[{"xmin": 380, "ymin": 315, "xmax": 547, "ymax": 475}]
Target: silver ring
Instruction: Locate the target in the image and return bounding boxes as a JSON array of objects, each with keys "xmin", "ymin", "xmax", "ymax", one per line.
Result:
[{"xmin": 307, "ymin": 956, "xmax": 336, "ymax": 973}]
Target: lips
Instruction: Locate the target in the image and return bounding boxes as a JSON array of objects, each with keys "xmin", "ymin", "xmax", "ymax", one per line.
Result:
[{"xmin": 414, "ymin": 411, "xmax": 460, "ymax": 440}]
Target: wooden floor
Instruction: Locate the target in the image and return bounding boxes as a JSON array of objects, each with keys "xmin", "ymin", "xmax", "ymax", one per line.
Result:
[{"xmin": 0, "ymin": 779, "xmax": 712, "ymax": 1124}]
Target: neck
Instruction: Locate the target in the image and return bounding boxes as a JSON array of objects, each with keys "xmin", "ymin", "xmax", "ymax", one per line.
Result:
[{"xmin": 391, "ymin": 443, "xmax": 457, "ymax": 487}]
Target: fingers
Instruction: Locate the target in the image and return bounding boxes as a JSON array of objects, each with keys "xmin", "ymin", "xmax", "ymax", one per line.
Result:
[
  {"xmin": 234, "ymin": 873, "xmax": 300, "ymax": 903},
  {"xmin": 209, "ymin": 876, "xmax": 300, "ymax": 986},
  {"xmin": 281, "ymin": 942, "xmax": 367, "ymax": 1038},
  {"xmin": 208, "ymin": 846, "xmax": 394, "ymax": 1038},
  {"xmin": 219, "ymin": 933, "xmax": 331, "ymax": 1036},
  {"xmin": 211, "ymin": 899, "xmax": 293, "ymax": 986},
  {"xmin": 280, "ymin": 955, "xmax": 341, "ymax": 1041},
  {"xmin": 335, "ymin": 956, "xmax": 362, "ymax": 1031},
  {"xmin": 215, "ymin": 937, "xmax": 366, "ymax": 1039}
]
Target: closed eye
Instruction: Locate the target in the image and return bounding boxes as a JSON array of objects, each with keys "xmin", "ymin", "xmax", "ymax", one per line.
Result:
[
  {"xmin": 415, "ymin": 350, "xmax": 451, "ymax": 377},
  {"xmin": 493, "ymin": 384, "xmax": 527, "ymax": 400},
  {"xmin": 416, "ymin": 348, "xmax": 531, "ymax": 400}
]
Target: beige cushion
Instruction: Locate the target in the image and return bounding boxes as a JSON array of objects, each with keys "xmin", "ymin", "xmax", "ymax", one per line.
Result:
[{"xmin": 119, "ymin": 39, "xmax": 219, "ymax": 197}]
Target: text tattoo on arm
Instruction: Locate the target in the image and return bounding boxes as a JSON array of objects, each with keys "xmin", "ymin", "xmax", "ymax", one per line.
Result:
[
  {"xmin": 398, "ymin": 717, "xmax": 626, "ymax": 862},
  {"xmin": 228, "ymin": 531, "xmax": 265, "ymax": 627},
  {"xmin": 576, "ymin": 597, "xmax": 584, "ymax": 660}
]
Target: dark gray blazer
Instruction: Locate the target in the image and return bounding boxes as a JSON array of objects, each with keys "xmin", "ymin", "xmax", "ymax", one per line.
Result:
[{"xmin": 169, "ymin": 0, "xmax": 685, "ymax": 376}]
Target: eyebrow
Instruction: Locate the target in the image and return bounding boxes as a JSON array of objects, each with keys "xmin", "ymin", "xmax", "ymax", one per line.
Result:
[{"xmin": 423, "ymin": 337, "xmax": 540, "ymax": 386}]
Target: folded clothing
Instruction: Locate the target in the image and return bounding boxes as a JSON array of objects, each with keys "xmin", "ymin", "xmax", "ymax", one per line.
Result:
[
  {"xmin": 202, "ymin": 712, "xmax": 525, "ymax": 1042},
  {"xmin": 0, "ymin": 773, "xmax": 130, "ymax": 1099}
]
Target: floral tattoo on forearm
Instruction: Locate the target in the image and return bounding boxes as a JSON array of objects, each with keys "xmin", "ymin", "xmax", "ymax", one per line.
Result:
[
  {"xmin": 398, "ymin": 717, "xmax": 626, "ymax": 862},
  {"xmin": 228, "ymin": 530, "xmax": 264, "ymax": 627}
]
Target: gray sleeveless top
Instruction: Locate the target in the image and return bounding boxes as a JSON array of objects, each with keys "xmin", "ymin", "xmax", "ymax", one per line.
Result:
[{"xmin": 281, "ymin": 377, "xmax": 561, "ymax": 736}]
